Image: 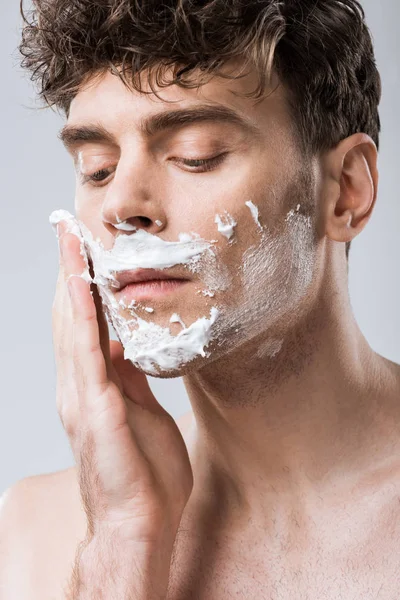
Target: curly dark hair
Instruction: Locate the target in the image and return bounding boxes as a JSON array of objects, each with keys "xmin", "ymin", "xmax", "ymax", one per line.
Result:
[{"xmin": 18, "ymin": 0, "xmax": 382, "ymax": 260}]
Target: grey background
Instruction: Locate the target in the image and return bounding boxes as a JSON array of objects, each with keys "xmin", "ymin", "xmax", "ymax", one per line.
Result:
[{"xmin": 0, "ymin": 1, "xmax": 398, "ymax": 495}]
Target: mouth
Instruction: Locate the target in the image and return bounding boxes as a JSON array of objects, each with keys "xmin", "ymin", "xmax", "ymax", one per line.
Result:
[{"xmin": 114, "ymin": 269, "xmax": 190, "ymax": 303}]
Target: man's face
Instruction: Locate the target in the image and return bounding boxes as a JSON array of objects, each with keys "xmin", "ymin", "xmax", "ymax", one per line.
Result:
[{"xmin": 63, "ymin": 65, "xmax": 319, "ymax": 377}]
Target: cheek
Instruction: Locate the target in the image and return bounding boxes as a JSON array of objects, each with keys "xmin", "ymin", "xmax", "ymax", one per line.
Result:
[
  {"xmin": 75, "ymin": 206, "xmax": 116, "ymax": 251},
  {"xmin": 169, "ymin": 203, "xmax": 212, "ymax": 236},
  {"xmin": 75, "ymin": 190, "xmax": 94, "ymax": 225}
]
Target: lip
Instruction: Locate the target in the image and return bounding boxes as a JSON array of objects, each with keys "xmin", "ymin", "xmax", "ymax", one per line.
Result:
[
  {"xmin": 115, "ymin": 269, "xmax": 190, "ymax": 302},
  {"xmin": 116, "ymin": 268, "xmax": 187, "ymax": 288},
  {"xmin": 117, "ymin": 279, "xmax": 189, "ymax": 302}
]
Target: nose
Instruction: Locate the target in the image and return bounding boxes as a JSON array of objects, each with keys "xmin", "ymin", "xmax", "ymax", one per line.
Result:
[{"xmin": 101, "ymin": 154, "xmax": 166, "ymax": 235}]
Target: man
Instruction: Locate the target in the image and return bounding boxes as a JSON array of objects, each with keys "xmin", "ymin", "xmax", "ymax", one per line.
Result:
[{"xmin": 1, "ymin": 0, "xmax": 399, "ymax": 598}]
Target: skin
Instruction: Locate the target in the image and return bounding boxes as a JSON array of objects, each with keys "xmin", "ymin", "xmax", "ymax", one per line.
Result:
[{"xmin": 51, "ymin": 63, "xmax": 400, "ymax": 596}]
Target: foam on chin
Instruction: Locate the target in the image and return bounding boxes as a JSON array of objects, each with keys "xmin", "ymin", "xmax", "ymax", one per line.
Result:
[{"xmin": 49, "ymin": 209, "xmax": 224, "ymax": 375}]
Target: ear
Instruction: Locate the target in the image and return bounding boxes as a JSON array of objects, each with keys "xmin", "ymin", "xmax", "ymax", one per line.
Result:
[{"xmin": 323, "ymin": 133, "xmax": 378, "ymax": 244}]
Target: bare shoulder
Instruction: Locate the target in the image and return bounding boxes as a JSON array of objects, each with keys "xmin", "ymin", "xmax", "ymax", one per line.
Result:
[
  {"xmin": 0, "ymin": 410, "xmax": 194, "ymax": 599},
  {"xmin": 0, "ymin": 469, "xmax": 87, "ymax": 599}
]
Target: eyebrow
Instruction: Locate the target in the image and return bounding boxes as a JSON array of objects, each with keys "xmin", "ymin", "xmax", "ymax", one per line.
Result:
[{"xmin": 58, "ymin": 104, "xmax": 260, "ymax": 153}]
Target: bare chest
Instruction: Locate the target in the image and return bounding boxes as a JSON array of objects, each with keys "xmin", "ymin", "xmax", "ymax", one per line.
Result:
[
  {"xmin": 27, "ymin": 484, "xmax": 400, "ymax": 600},
  {"xmin": 166, "ymin": 511, "xmax": 400, "ymax": 600},
  {"xmin": 28, "ymin": 521, "xmax": 400, "ymax": 600},
  {"xmin": 166, "ymin": 543, "xmax": 400, "ymax": 599}
]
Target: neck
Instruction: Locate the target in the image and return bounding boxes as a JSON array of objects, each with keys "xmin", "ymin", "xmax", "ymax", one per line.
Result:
[{"xmin": 182, "ymin": 250, "xmax": 399, "ymax": 531}]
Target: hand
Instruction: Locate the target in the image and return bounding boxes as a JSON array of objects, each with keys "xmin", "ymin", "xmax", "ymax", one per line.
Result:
[{"xmin": 52, "ymin": 220, "xmax": 194, "ymax": 551}]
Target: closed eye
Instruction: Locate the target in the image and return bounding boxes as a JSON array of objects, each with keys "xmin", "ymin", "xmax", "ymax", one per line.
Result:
[
  {"xmin": 172, "ymin": 152, "xmax": 228, "ymax": 173},
  {"xmin": 80, "ymin": 152, "xmax": 228, "ymax": 187}
]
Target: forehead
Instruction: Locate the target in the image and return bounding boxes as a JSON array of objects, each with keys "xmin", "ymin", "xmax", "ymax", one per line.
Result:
[{"xmin": 67, "ymin": 64, "xmax": 292, "ymax": 139}]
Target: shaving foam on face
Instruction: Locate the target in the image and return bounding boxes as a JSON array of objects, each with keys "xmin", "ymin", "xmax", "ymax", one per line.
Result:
[
  {"xmin": 122, "ymin": 307, "xmax": 219, "ymax": 373},
  {"xmin": 49, "ymin": 190, "xmax": 317, "ymax": 372},
  {"xmin": 49, "ymin": 209, "xmax": 223, "ymax": 375},
  {"xmin": 197, "ymin": 289, "xmax": 215, "ymax": 298},
  {"xmin": 114, "ymin": 216, "xmax": 137, "ymax": 231},
  {"xmin": 214, "ymin": 211, "xmax": 237, "ymax": 241},
  {"xmin": 170, "ymin": 313, "xmax": 186, "ymax": 329},
  {"xmin": 285, "ymin": 203, "xmax": 312, "ymax": 228},
  {"xmin": 236, "ymin": 201, "xmax": 316, "ymax": 352},
  {"xmin": 50, "ymin": 210, "xmax": 93, "ymax": 284},
  {"xmin": 245, "ymin": 200, "xmax": 263, "ymax": 232}
]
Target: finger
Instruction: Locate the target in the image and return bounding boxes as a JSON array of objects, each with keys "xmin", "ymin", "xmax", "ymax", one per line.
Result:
[
  {"xmin": 91, "ymin": 281, "xmax": 112, "ymax": 367},
  {"xmin": 52, "ymin": 221, "xmax": 79, "ymax": 439},
  {"xmin": 68, "ymin": 274, "xmax": 109, "ymax": 393},
  {"xmin": 58, "ymin": 222, "xmax": 109, "ymax": 392},
  {"xmin": 53, "ymin": 222, "xmax": 82, "ymax": 366},
  {"xmin": 60, "ymin": 229, "xmax": 115, "ymax": 375},
  {"xmin": 52, "ymin": 222, "xmax": 73, "ymax": 376},
  {"xmin": 59, "ymin": 231, "xmax": 89, "ymax": 282}
]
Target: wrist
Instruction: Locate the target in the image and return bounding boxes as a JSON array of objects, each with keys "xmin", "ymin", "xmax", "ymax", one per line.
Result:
[{"xmin": 67, "ymin": 527, "xmax": 175, "ymax": 600}]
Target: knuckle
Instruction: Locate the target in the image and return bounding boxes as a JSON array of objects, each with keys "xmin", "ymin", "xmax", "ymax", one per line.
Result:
[
  {"xmin": 56, "ymin": 383, "xmax": 80, "ymax": 435},
  {"xmin": 82, "ymin": 309, "xmax": 98, "ymax": 325},
  {"xmin": 58, "ymin": 404, "xmax": 76, "ymax": 437}
]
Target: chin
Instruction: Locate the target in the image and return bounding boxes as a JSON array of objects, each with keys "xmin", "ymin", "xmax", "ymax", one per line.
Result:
[
  {"xmin": 130, "ymin": 358, "xmax": 203, "ymax": 379},
  {"xmin": 126, "ymin": 344, "xmax": 223, "ymax": 379}
]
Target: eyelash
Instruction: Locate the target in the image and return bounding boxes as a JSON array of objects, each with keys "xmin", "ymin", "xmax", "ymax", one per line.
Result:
[{"xmin": 81, "ymin": 153, "xmax": 227, "ymax": 186}]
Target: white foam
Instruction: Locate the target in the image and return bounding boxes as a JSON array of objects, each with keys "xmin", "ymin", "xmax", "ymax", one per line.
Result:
[
  {"xmin": 214, "ymin": 211, "xmax": 237, "ymax": 241},
  {"xmin": 245, "ymin": 200, "xmax": 263, "ymax": 232},
  {"xmin": 49, "ymin": 209, "xmax": 222, "ymax": 375}
]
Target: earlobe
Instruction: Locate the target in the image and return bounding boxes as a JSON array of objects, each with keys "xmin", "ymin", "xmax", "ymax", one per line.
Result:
[{"xmin": 325, "ymin": 134, "xmax": 378, "ymax": 245}]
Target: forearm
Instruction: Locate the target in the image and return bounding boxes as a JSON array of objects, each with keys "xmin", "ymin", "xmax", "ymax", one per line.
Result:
[{"xmin": 64, "ymin": 528, "xmax": 175, "ymax": 600}]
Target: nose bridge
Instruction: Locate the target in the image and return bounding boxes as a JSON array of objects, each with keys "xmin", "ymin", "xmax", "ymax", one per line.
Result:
[{"xmin": 101, "ymin": 145, "xmax": 166, "ymax": 231}]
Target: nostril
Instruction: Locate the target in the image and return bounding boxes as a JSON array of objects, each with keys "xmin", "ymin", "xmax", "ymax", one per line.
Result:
[{"xmin": 138, "ymin": 216, "xmax": 152, "ymax": 228}]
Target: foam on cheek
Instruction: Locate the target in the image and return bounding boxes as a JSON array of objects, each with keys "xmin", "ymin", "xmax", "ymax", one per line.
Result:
[
  {"xmin": 245, "ymin": 200, "xmax": 263, "ymax": 232},
  {"xmin": 214, "ymin": 211, "xmax": 237, "ymax": 241},
  {"xmin": 49, "ymin": 209, "xmax": 224, "ymax": 375},
  {"xmin": 237, "ymin": 201, "xmax": 315, "ymax": 357}
]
